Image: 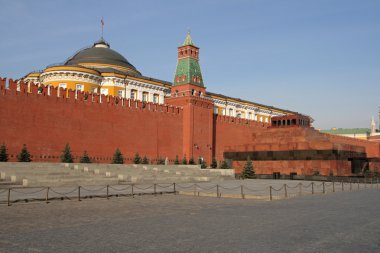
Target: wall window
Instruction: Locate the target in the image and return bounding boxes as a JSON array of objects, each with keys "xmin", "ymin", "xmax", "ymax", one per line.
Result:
[
  {"xmin": 237, "ymin": 113, "xmax": 241, "ymax": 118},
  {"xmin": 142, "ymin": 92, "xmax": 149, "ymax": 102},
  {"xmin": 76, "ymin": 84, "xmax": 83, "ymax": 92},
  {"xmin": 248, "ymin": 112, "xmax": 252, "ymax": 120},
  {"xmin": 130, "ymin": 89, "xmax": 137, "ymax": 100},
  {"xmin": 58, "ymin": 83, "xmax": 67, "ymax": 89},
  {"xmin": 92, "ymin": 87, "xmax": 98, "ymax": 94},
  {"xmin": 153, "ymin": 94, "xmax": 159, "ymax": 103},
  {"xmin": 118, "ymin": 90, "xmax": 125, "ymax": 98},
  {"xmin": 229, "ymin": 108, "xmax": 233, "ymax": 116}
]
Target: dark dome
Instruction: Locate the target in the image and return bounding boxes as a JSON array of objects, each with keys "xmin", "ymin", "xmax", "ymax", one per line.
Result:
[{"xmin": 64, "ymin": 39, "xmax": 141, "ymax": 76}]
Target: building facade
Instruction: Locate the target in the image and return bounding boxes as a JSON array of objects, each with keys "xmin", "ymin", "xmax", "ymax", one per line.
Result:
[{"xmin": 1, "ymin": 33, "xmax": 379, "ymax": 176}]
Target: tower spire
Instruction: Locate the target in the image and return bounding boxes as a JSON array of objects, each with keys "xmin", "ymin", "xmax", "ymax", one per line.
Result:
[
  {"xmin": 174, "ymin": 32, "xmax": 204, "ymax": 87},
  {"xmin": 101, "ymin": 17, "xmax": 104, "ymax": 39}
]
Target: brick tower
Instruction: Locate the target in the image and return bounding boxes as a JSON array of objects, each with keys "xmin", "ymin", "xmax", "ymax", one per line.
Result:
[{"xmin": 166, "ymin": 33, "xmax": 214, "ymax": 164}]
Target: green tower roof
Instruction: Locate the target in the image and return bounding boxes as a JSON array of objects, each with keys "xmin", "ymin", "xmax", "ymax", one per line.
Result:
[
  {"xmin": 174, "ymin": 33, "xmax": 204, "ymax": 87},
  {"xmin": 183, "ymin": 32, "xmax": 194, "ymax": 46}
]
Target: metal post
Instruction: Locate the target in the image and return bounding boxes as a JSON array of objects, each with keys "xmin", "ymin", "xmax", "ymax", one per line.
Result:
[
  {"xmin": 311, "ymin": 182, "xmax": 314, "ymax": 194},
  {"xmin": 106, "ymin": 185, "xmax": 109, "ymax": 200},
  {"xmin": 269, "ymin": 186, "xmax": 273, "ymax": 201},
  {"xmin": 284, "ymin": 184, "xmax": 287, "ymax": 198},
  {"xmin": 154, "ymin": 183, "xmax": 157, "ymax": 196},
  {"xmin": 341, "ymin": 181, "xmax": 344, "ymax": 191},
  {"xmin": 131, "ymin": 184, "xmax": 134, "ymax": 198},
  {"xmin": 46, "ymin": 187, "xmax": 49, "ymax": 203},
  {"xmin": 173, "ymin": 183, "xmax": 176, "ymax": 195},
  {"xmin": 217, "ymin": 184, "xmax": 220, "ymax": 198},
  {"xmin": 332, "ymin": 181, "xmax": 335, "ymax": 192},
  {"xmin": 7, "ymin": 188, "xmax": 11, "ymax": 206},
  {"xmin": 350, "ymin": 181, "xmax": 352, "ymax": 191},
  {"xmin": 241, "ymin": 185, "xmax": 245, "ymax": 199},
  {"xmin": 322, "ymin": 182, "xmax": 325, "ymax": 194},
  {"xmin": 78, "ymin": 186, "xmax": 81, "ymax": 201}
]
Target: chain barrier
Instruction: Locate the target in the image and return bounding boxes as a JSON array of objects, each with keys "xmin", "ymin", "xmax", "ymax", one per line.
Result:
[
  {"xmin": 10, "ymin": 187, "xmax": 46, "ymax": 195},
  {"xmin": 2, "ymin": 177, "xmax": 378, "ymax": 205},
  {"xmin": 81, "ymin": 186, "xmax": 107, "ymax": 192},
  {"xmin": 49, "ymin": 187, "xmax": 78, "ymax": 196}
]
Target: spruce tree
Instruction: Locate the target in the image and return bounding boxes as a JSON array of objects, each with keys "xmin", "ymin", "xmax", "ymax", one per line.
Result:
[
  {"xmin": 181, "ymin": 156, "xmax": 187, "ymax": 165},
  {"xmin": 242, "ymin": 156, "xmax": 255, "ymax": 179},
  {"xmin": 133, "ymin": 152, "xmax": 141, "ymax": 164},
  {"xmin": 189, "ymin": 157, "xmax": 195, "ymax": 165},
  {"xmin": 201, "ymin": 160, "xmax": 207, "ymax": 169},
  {"xmin": 112, "ymin": 148, "xmax": 124, "ymax": 164},
  {"xmin": 142, "ymin": 155, "xmax": 149, "ymax": 164},
  {"xmin": 79, "ymin": 151, "xmax": 91, "ymax": 163},
  {"xmin": 157, "ymin": 157, "xmax": 165, "ymax": 165},
  {"xmin": 174, "ymin": 155, "xmax": 180, "ymax": 165},
  {"xmin": 17, "ymin": 144, "xmax": 31, "ymax": 162},
  {"xmin": 220, "ymin": 160, "xmax": 229, "ymax": 169},
  {"xmin": 198, "ymin": 157, "xmax": 203, "ymax": 165},
  {"xmin": 0, "ymin": 144, "xmax": 9, "ymax": 162},
  {"xmin": 61, "ymin": 143, "xmax": 73, "ymax": 163},
  {"xmin": 211, "ymin": 157, "xmax": 217, "ymax": 169}
]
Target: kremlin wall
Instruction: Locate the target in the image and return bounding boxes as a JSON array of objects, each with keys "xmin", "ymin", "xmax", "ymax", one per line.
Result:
[{"xmin": 1, "ymin": 34, "xmax": 379, "ymax": 176}]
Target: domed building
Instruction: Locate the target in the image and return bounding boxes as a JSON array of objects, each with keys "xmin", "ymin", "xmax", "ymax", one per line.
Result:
[{"xmin": 23, "ymin": 38, "xmax": 171, "ymax": 104}]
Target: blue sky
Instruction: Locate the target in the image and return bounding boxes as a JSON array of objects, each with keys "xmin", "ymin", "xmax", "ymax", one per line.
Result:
[{"xmin": 0, "ymin": 0, "xmax": 379, "ymax": 129}]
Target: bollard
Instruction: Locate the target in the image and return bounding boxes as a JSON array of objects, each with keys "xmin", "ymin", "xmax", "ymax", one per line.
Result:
[
  {"xmin": 322, "ymin": 182, "xmax": 325, "ymax": 194},
  {"xmin": 7, "ymin": 188, "xmax": 11, "ymax": 206},
  {"xmin": 173, "ymin": 183, "xmax": 176, "ymax": 195},
  {"xmin": 332, "ymin": 181, "xmax": 335, "ymax": 192},
  {"xmin": 341, "ymin": 181, "xmax": 344, "ymax": 191},
  {"xmin": 46, "ymin": 187, "xmax": 50, "ymax": 204},
  {"xmin": 106, "ymin": 185, "xmax": 109, "ymax": 200},
  {"xmin": 269, "ymin": 186, "xmax": 273, "ymax": 201},
  {"xmin": 154, "ymin": 183, "xmax": 157, "ymax": 196},
  {"xmin": 78, "ymin": 186, "xmax": 81, "ymax": 201},
  {"xmin": 131, "ymin": 184, "xmax": 134, "ymax": 198},
  {"xmin": 350, "ymin": 181, "xmax": 352, "ymax": 191},
  {"xmin": 284, "ymin": 184, "xmax": 287, "ymax": 198},
  {"xmin": 217, "ymin": 184, "xmax": 220, "ymax": 198},
  {"xmin": 241, "ymin": 185, "xmax": 245, "ymax": 199},
  {"xmin": 311, "ymin": 182, "xmax": 314, "ymax": 194}
]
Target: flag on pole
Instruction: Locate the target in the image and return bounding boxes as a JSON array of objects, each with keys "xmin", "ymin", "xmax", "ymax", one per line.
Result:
[{"xmin": 101, "ymin": 18, "xmax": 104, "ymax": 28}]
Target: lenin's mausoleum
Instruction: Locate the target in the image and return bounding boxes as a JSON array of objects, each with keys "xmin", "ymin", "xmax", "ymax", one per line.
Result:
[{"xmin": 1, "ymin": 33, "xmax": 379, "ymax": 176}]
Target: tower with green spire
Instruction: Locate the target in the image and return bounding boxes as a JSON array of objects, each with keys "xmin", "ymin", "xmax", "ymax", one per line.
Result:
[
  {"xmin": 173, "ymin": 32, "xmax": 204, "ymax": 87},
  {"xmin": 166, "ymin": 32, "xmax": 214, "ymax": 166}
]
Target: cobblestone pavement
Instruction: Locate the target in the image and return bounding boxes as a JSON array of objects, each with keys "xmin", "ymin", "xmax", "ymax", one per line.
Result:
[{"xmin": 0, "ymin": 189, "xmax": 379, "ymax": 253}]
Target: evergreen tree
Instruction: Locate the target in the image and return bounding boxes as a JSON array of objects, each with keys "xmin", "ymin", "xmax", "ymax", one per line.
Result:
[
  {"xmin": 0, "ymin": 144, "xmax": 9, "ymax": 162},
  {"xmin": 198, "ymin": 157, "xmax": 203, "ymax": 165},
  {"xmin": 181, "ymin": 156, "xmax": 187, "ymax": 165},
  {"xmin": 157, "ymin": 157, "xmax": 165, "ymax": 165},
  {"xmin": 79, "ymin": 151, "xmax": 91, "ymax": 163},
  {"xmin": 112, "ymin": 148, "xmax": 124, "ymax": 164},
  {"xmin": 242, "ymin": 156, "xmax": 255, "ymax": 179},
  {"xmin": 174, "ymin": 155, "xmax": 180, "ymax": 165},
  {"xmin": 201, "ymin": 160, "xmax": 207, "ymax": 169},
  {"xmin": 17, "ymin": 144, "xmax": 31, "ymax": 162},
  {"xmin": 60, "ymin": 143, "xmax": 73, "ymax": 163},
  {"xmin": 220, "ymin": 160, "xmax": 230, "ymax": 169},
  {"xmin": 133, "ymin": 152, "xmax": 141, "ymax": 164},
  {"xmin": 142, "ymin": 155, "xmax": 149, "ymax": 164},
  {"xmin": 189, "ymin": 157, "xmax": 195, "ymax": 165},
  {"xmin": 211, "ymin": 157, "xmax": 218, "ymax": 169}
]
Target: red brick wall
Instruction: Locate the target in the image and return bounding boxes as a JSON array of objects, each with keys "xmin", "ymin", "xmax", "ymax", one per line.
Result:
[{"xmin": 0, "ymin": 79, "xmax": 183, "ymax": 163}]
